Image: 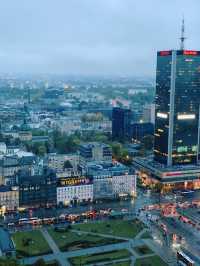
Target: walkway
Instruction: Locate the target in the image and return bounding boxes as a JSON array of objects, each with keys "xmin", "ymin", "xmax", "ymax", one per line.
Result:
[
  {"xmin": 143, "ymin": 238, "xmax": 176, "ymax": 266},
  {"xmin": 135, "ymin": 228, "xmax": 148, "ymax": 239},
  {"xmin": 71, "ymin": 228, "xmax": 131, "ymax": 241},
  {"xmin": 22, "ymin": 240, "xmax": 131, "ymax": 265},
  {"xmin": 21, "ymin": 224, "xmax": 173, "ymax": 266},
  {"xmin": 41, "ymin": 228, "xmax": 70, "ymax": 266}
]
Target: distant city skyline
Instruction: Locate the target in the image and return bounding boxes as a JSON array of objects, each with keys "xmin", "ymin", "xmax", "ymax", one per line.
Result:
[{"xmin": 0, "ymin": 0, "xmax": 199, "ymax": 76}]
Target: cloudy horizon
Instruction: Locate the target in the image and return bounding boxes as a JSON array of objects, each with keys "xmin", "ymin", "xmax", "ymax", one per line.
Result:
[{"xmin": 0, "ymin": 0, "xmax": 199, "ymax": 77}]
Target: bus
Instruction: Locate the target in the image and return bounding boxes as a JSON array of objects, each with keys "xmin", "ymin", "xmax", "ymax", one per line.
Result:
[
  {"xmin": 177, "ymin": 250, "xmax": 195, "ymax": 266},
  {"xmin": 29, "ymin": 217, "xmax": 42, "ymax": 226},
  {"xmin": 18, "ymin": 218, "xmax": 29, "ymax": 225}
]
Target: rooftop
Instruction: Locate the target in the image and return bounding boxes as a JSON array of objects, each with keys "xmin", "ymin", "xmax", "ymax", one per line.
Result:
[
  {"xmin": 87, "ymin": 161, "xmax": 132, "ymax": 176},
  {"xmin": 133, "ymin": 157, "xmax": 200, "ymax": 183},
  {"xmin": 134, "ymin": 157, "xmax": 200, "ymax": 172},
  {"xmin": 80, "ymin": 142, "xmax": 110, "ymax": 149}
]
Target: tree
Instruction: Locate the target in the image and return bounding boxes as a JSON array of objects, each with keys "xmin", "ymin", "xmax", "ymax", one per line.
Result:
[
  {"xmin": 31, "ymin": 129, "xmax": 48, "ymax": 136},
  {"xmin": 64, "ymin": 160, "xmax": 73, "ymax": 169},
  {"xmin": 38, "ymin": 145, "xmax": 47, "ymax": 156},
  {"xmin": 34, "ymin": 259, "xmax": 46, "ymax": 266},
  {"xmin": 94, "ymin": 133, "xmax": 108, "ymax": 143},
  {"xmin": 141, "ymin": 135, "xmax": 154, "ymax": 150},
  {"xmin": 111, "ymin": 142, "xmax": 122, "ymax": 159},
  {"xmin": 52, "ymin": 131, "xmax": 80, "ymax": 154},
  {"xmin": 0, "ymin": 258, "xmax": 20, "ymax": 266},
  {"xmin": 111, "ymin": 142, "xmax": 131, "ymax": 164},
  {"xmin": 120, "ymin": 149, "xmax": 132, "ymax": 165}
]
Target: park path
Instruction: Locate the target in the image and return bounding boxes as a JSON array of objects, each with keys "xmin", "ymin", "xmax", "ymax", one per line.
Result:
[
  {"xmin": 20, "ymin": 225, "xmax": 171, "ymax": 266},
  {"xmin": 134, "ymin": 228, "xmax": 148, "ymax": 239},
  {"xmin": 41, "ymin": 228, "xmax": 60, "ymax": 253},
  {"xmin": 71, "ymin": 228, "xmax": 131, "ymax": 241},
  {"xmin": 21, "ymin": 239, "xmax": 132, "ymax": 265},
  {"xmin": 143, "ymin": 238, "xmax": 176, "ymax": 266},
  {"xmin": 40, "ymin": 228, "xmax": 70, "ymax": 266}
]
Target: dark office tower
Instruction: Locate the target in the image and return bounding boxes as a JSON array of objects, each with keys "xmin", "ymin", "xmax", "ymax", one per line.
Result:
[
  {"xmin": 154, "ymin": 49, "xmax": 200, "ymax": 166},
  {"xmin": 112, "ymin": 107, "xmax": 132, "ymax": 141}
]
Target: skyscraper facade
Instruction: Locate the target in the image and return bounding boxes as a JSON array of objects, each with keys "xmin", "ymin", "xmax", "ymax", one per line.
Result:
[
  {"xmin": 112, "ymin": 107, "xmax": 132, "ymax": 141},
  {"xmin": 154, "ymin": 50, "xmax": 200, "ymax": 166}
]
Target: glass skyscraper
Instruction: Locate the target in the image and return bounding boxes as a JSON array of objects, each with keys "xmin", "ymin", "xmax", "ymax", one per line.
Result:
[
  {"xmin": 154, "ymin": 50, "xmax": 200, "ymax": 166},
  {"xmin": 112, "ymin": 107, "xmax": 132, "ymax": 141}
]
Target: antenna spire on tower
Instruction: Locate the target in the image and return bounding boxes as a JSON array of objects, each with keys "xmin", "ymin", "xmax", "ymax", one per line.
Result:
[{"xmin": 180, "ymin": 16, "xmax": 186, "ymax": 50}]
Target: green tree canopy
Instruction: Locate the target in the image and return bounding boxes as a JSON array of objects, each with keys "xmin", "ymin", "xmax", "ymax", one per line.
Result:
[
  {"xmin": 141, "ymin": 135, "xmax": 154, "ymax": 150},
  {"xmin": 0, "ymin": 258, "xmax": 20, "ymax": 266}
]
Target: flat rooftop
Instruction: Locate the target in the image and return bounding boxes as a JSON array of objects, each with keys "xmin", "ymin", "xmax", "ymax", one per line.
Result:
[
  {"xmin": 87, "ymin": 161, "xmax": 128, "ymax": 171},
  {"xmin": 133, "ymin": 157, "xmax": 200, "ymax": 183},
  {"xmin": 134, "ymin": 156, "xmax": 200, "ymax": 171},
  {"xmin": 79, "ymin": 142, "xmax": 110, "ymax": 148}
]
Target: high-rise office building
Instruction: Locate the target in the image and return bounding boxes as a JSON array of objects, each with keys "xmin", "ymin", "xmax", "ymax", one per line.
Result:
[
  {"xmin": 133, "ymin": 21, "xmax": 200, "ymax": 190},
  {"xmin": 154, "ymin": 49, "xmax": 200, "ymax": 166},
  {"xmin": 112, "ymin": 107, "xmax": 132, "ymax": 141},
  {"xmin": 131, "ymin": 122, "xmax": 154, "ymax": 142}
]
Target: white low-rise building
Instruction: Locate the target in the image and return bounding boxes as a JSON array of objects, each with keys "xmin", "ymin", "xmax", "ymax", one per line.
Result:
[
  {"xmin": 87, "ymin": 161, "xmax": 137, "ymax": 199},
  {"xmin": 0, "ymin": 186, "xmax": 19, "ymax": 212},
  {"xmin": 112, "ymin": 174, "xmax": 136, "ymax": 197},
  {"xmin": 57, "ymin": 176, "xmax": 93, "ymax": 206}
]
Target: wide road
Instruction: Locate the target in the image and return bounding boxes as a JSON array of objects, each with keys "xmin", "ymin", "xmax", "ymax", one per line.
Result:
[{"xmin": 3, "ymin": 188, "xmax": 158, "ymax": 224}]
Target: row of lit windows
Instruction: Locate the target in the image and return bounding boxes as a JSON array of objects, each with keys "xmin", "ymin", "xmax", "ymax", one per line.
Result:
[
  {"xmin": 175, "ymin": 145, "xmax": 197, "ymax": 153},
  {"xmin": 0, "ymin": 196, "xmax": 18, "ymax": 200},
  {"xmin": 57, "ymin": 194, "xmax": 92, "ymax": 199},
  {"xmin": 57, "ymin": 186, "xmax": 92, "ymax": 192}
]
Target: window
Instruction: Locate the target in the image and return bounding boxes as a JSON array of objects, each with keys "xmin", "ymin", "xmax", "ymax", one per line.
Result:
[{"xmin": 177, "ymin": 146, "xmax": 188, "ymax": 153}]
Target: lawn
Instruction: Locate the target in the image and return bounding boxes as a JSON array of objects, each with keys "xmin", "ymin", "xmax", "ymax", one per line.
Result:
[
  {"xmin": 12, "ymin": 230, "xmax": 52, "ymax": 258},
  {"xmin": 135, "ymin": 255, "xmax": 168, "ymax": 266},
  {"xmin": 48, "ymin": 228, "xmax": 124, "ymax": 251},
  {"xmin": 69, "ymin": 249, "xmax": 131, "ymax": 266},
  {"xmin": 139, "ymin": 231, "xmax": 152, "ymax": 239},
  {"xmin": 72, "ymin": 219, "xmax": 144, "ymax": 238}
]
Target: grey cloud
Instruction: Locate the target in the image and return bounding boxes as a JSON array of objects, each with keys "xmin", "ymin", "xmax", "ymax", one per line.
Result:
[{"xmin": 0, "ymin": 0, "xmax": 199, "ymax": 76}]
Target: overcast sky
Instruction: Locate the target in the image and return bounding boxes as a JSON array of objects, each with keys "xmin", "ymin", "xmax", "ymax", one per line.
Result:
[{"xmin": 0, "ymin": 0, "xmax": 199, "ymax": 77}]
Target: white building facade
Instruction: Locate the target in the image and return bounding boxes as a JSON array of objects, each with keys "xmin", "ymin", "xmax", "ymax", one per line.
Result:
[
  {"xmin": 112, "ymin": 174, "xmax": 136, "ymax": 197},
  {"xmin": 87, "ymin": 162, "xmax": 137, "ymax": 200},
  {"xmin": 57, "ymin": 176, "xmax": 93, "ymax": 206}
]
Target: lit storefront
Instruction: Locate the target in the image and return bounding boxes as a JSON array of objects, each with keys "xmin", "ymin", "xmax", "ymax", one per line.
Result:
[
  {"xmin": 57, "ymin": 176, "xmax": 93, "ymax": 205},
  {"xmin": 134, "ymin": 157, "xmax": 200, "ymax": 192},
  {"xmin": 0, "ymin": 186, "xmax": 19, "ymax": 213}
]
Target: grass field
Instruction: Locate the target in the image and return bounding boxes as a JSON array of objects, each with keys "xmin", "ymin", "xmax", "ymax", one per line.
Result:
[
  {"xmin": 12, "ymin": 230, "xmax": 52, "ymax": 258},
  {"xmin": 135, "ymin": 255, "xmax": 168, "ymax": 266},
  {"xmin": 48, "ymin": 228, "xmax": 124, "ymax": 251},
  {"xmin": 72, "ymin": 219, "xmax": 144, "ymax": 238},
  {"xmin": 139, "ymin": 230, "xmax": 152, "ymax": 239},
  {"xmin": 69, "ymin": 249, "xmax": 131, "ymax": 266}
]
